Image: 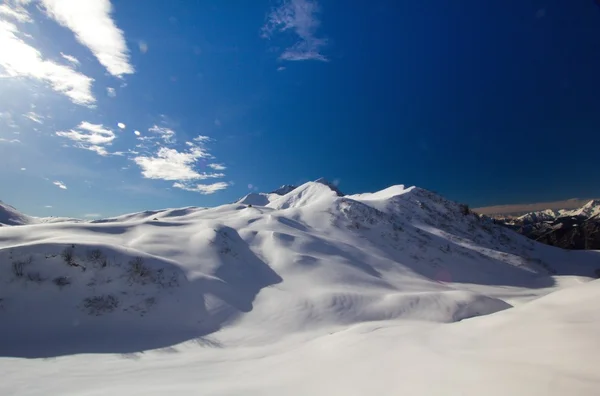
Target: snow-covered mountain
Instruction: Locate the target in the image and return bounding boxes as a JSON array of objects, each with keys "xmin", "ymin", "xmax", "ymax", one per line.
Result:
[
  {"xmin": 568, "ymin": 199, "xmax": 600, "ymax": 219},
  {"xmin": 0, "ymin": 201, "xmax": 83, "ymax": 226},
  {"xmin": 1, "ymin": 180, "xmax": 599, "ymax": 395},
  {"xmin": 0, "ymin": 200, "xmax": 33, "ymax": 226},
  {"xmin": 501, "ymin": 199, "xmax": 600, "ymax": 249},
  {"xmin": 516, "ymin": 208, "xmax": 561, "ymax": 224},
  {"xmin": 269, "ymin": 184, "xmax": 297, "ymax": 195},
  {"xmin": 515, "ymin": 199, "xmax": 600, "ymax": 224},
  {"xmin": 236, "ymin": 184, "xmax": 299, "ymax": 206}
]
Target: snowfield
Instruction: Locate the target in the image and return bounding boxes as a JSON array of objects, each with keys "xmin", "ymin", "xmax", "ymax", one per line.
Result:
[{"xmin": 1, "ymin": 180, "xmax": 599, "ymax": 395}]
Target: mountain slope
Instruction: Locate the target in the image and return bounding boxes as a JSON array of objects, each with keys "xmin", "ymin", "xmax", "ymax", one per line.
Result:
[
  {"xmin": 0, "ymin": 201, "xmax": 33, "ymax": 226},
  {"xmin": 1, "ymin": 181, "xmax": 599, "ymax": 394}
]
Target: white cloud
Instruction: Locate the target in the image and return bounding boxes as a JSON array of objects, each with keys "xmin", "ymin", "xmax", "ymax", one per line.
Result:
[
  {"xmin": 132, "ymin": 123, "xmax": 228, "ymax": 194},
  {"xmin": 39, "ymin": 0, "xmax": 134, "ymax": 77},
  {"xmin": 85, "ymin": 145, "xmax": 108, "ymax": 156},
  {"xmin": 44, "ymin": 205, "xmax": 52, "ymax": 208},
  {"xmin": 148, "ymin": 125, "xmax": 176, "ymax": 143},
  {"xmin": 84, "ymin": 213, "xmax": 101, "ymax": 218},
  {"xmin": 262, "ymin": 0, "xmax": 328, "ymax": 62},
  {"xmin": 173, "ymin": 181, "xmax": 229, "ymax": 195},
  {"xmin": 53, "ymin": 180, "xmax": 67, "ymax": 189},
  {"xmin": 277, "ymin": 66, "xmax": 286, "ymax": 71},
  {"xmin": 56, "ymin": 121, "xmax": 115, "ymax": 145},
  {"xmin": 0, "ymin": 138, "xmax": 21, "ymax": 143},
  {"xmin": 214, "ymin": 118, "xmax": 221, "ymax": 127},
  {"xmin": 20, "ymin": 167, "xmax": 26, "ymax": 171},
  {"xmin": 117, "ymin": 122, "xmax": 125, "ymax": 129},
  {"xmin": 60, "ymin": 52, "xmax": 79, "ymax": 65},
  {"xmin": 193, "ymin": 135, "xmax": 210, "ymax": 142},
  {"xmin": 56, "ymin": 121, "xmax": 121, "ymax": 156},
  {"xmin": 134, "ymin": 146, "xmax": 220, "ymax": 181},
  {"xmin": 138, "ymin": 40, "xmax": 148, "ymax": 53},
  {"xmin": 106, "ymin": 86, "xmax": 116, "ymax": 97},
  {"xmin": 0, "ymin": 3, "xmax": 32, "ymax": 23},
  {"xmin": 23, "ymin": 111, "xmax": 43, "ymax": 123},
  {"xmin": 0, "ymin": 19, "xmax": 95, "ymax": 105},
  {"xmin": 208, "ymin": 163, "xmax": 226, "ymax": 171},
  {"xmin": 133, "ymin": 130, "xmax": 140, "ymax": 136}
]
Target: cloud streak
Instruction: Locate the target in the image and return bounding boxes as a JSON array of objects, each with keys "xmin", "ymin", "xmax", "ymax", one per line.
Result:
[
  {"xmin": 53, "ymin": 180, "xmax": 67, "ymax": 189},
  {"xmin": 0, "ymin": 3, "xmax": 32, "ymax": 23},
  {"xmin": 173, "ymin": 182, "xmax": 229, "ymax": 194},
  {"xmin": 0, "ymin": 19, "xmax": 95, "ymax": 105},
  {"xmin": 60, "ymin": 52, "xmax": 80, "ymax": 66},
  {"xmin": 208, "ymin": 163, "xmax": 226, "ymax": 171},
  {"xmin": 0, "ymin": 138, "xmax": 21, "ymax": 143},
  {"xmin": 146, "ymin": 125, "xmax": 176, "ymax": 143},
  {"xmin": 23, "ymin": 111, "xmax": 43, "ymax": 123},
  {"xmin": 56, "ymin": 121, "xmax": 116, "ymax": 156},
  {"xmin": 262, "ymin": 0, "xmax": 328, "ymax": 62},
  {"xmin": 39, "ymin": 0, "xmax": 134, "ymax": 77}
]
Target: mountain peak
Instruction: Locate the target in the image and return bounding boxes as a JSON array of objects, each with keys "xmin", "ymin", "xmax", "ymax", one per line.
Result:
[
  {"xmin": 583, "ymin": 199, "xmax": 600, "ymax": 208},
  {"xmin": 314, "ymin": 177, "xmax": 344, "ymax": 196}
]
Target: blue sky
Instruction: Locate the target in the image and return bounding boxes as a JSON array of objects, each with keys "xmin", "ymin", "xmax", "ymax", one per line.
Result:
[{"xmin": 1, "ymin": 0, "xmax": 600, "ymax": 218}]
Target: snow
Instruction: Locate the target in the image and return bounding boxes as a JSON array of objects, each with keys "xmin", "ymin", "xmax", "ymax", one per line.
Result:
[
  {"xmin": 1, "ymin": 180, "xmax": 600, "ymax": 395},
  {"xmin": 566, "ymin": 199, "xmax": 600, "ymax": 219},
  {"xmin": 517, "ymin": 208, "xmax": 560, "ymax": 223},
  {"xmin": 0, "ymin": 200, "xmax": 33, "ymax": 225},
  {"xmin": 515, "ymin": 200, "xmax": 600, "ymax": 223},
  {"xmin": 237, "ymin": 192, "xmax": 279, "ymax": 206}
]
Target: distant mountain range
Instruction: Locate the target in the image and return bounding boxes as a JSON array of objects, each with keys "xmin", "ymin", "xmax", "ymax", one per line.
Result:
[
  {"xmin": 497, "ymin": 200, "xmax": 600, "ymax": 250},
  {"xmin": 474, "ymin": 198, "xmax": 598, "ymax": 216}
]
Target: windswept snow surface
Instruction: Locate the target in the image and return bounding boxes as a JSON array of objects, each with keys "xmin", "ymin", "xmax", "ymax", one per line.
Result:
[{"xmin": 1, "ymin": 181, "xmax": 600, "ymax": 395}]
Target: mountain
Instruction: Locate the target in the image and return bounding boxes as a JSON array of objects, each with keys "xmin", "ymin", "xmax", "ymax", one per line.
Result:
[
  {"xmin": 0, "ymin": 200, "xmax": 33, "ymax": 226},
  {"xmin": 1, "ymin": 181, "xmax": 600, "ymax": 394},
  {"xmin": 237, "ymin": 179, "xmax": 336, "ymax": 207},
  {"xmin": 499, "ymin": 200, "xmax": 600, "ymax": 249},
  {"xmin": 269, "ymin": 184, "xmax": 297, "ymax": 195},
  {"xmin": 474, "ymin": 198, "xmax": 596, "ymax": 216},
  {"xmin": 516, "ymin": 208, "xmax": 561, "ymax": 224},
  {"xmin": 568, "ymin": 199, "xmax": 600, "ymax": 219}
]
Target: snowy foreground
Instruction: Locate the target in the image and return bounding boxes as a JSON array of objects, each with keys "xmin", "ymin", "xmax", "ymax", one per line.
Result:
[{"xmin": 1, "ymin": 181, "xmax": 599, "ymax": 395}]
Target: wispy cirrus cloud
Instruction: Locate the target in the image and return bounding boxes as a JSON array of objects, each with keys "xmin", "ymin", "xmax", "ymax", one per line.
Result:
[
  {"xmin": 148, "ymin": 125, "xmax": 176, "ymax": 143},
  {"xmin": 0, "ymin": 3, "xmax": 31, "ymax": 23},
  {"xmin": 262, "ymin": 0, "xmax": 328, "ymax": 62},
  {"xmin": 38, "ymin": 0, "xmax": 134, "ymax": 78},
  {"xmin": 0, "ymin": 138, "xmax": 21, "ymax": 143},
  {"xmin": 173, "ymin": 181, "xmax": 229, "ymax": 194},
  {"xmin": 208, "ymin": 163, "xmax": 226, "ymax": 171},
  {"xmin": 53, "ymin": 180, "xmax": 67, "ymax": 189},
  {"xmin": 60, "ymin": 52, "xmax": 79, "ymax": 66},
  {"xmin": 23, "ymin": 111, "xmax": 43, "ymax": 123},
  {"xmin": 0, "ymin": 18, "xmax": 95, "ymax": 105},
  {"xmin": 56, "ymin": 121, "xmax": 116, "ymax": 156}
]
